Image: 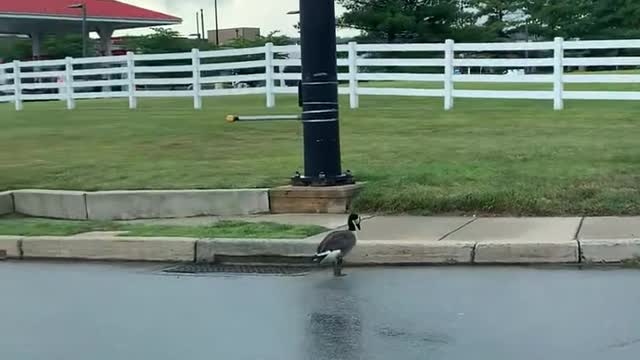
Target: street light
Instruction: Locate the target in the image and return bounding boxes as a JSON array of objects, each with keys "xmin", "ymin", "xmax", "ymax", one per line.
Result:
[
  {"xmin": 228, "ymin": 1, "xmax": 352, "ymax": 186},
  {"xmin": 68, "ymin": 3, "xmax": 87, "ymax": 57},
  {"xmin": 292, "ymin": 0, "xmax": 351, "ymax": 186}
]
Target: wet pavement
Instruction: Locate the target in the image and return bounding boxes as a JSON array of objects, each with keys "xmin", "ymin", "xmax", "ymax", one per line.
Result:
[{"xmin": 1, "ymin": 262, "xmax": 640, "ymax": 360}]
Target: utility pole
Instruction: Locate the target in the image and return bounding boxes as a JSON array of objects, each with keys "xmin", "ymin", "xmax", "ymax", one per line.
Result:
[
  {"xmin": 196, "ymin": 12, "xmax": 201, "ymax": 39},
  {"xmin": 200, "ymin": 9, "xmax": 205, "ymax": 41},
  {"xmin": 214, "ymin": 0, "xmax": 220, "ymax": 46}
]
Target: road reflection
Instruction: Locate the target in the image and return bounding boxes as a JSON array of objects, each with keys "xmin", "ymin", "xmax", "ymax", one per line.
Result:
[{"xmin": 304, "ymin": 278, "xmax": 363, "ymax": 360}]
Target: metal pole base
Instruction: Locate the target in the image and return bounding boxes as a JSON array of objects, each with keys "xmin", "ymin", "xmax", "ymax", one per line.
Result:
[{"xmin": 291, "ymin": 172, "xmax": 354, "ymax": 187}]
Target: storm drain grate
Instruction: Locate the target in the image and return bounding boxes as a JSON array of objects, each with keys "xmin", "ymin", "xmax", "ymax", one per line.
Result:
[{"xmin": 163, "ymin": 264, "xmax": 312, "ymax": 276}]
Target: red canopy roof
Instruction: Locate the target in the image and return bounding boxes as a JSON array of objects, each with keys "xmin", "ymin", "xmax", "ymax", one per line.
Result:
[{"xmin": 0, "ymin": 0, "xmax": 180, "ymax": 22}]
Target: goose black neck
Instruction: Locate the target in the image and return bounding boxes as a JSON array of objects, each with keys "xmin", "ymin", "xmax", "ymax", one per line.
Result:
[{"xmin": 348, "ymin": 220, "xmax": 356, "ymax": 231}]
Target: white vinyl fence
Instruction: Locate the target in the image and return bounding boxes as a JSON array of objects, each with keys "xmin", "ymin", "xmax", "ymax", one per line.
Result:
[{"xmin": 3, "ymin": 37, "xmax": 640, "ymax": 112}]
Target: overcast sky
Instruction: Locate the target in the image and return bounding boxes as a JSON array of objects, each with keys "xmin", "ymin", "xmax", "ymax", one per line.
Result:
[{"xmin": 118, "ymin": 0, "xmax": 358, "ymax": 37}]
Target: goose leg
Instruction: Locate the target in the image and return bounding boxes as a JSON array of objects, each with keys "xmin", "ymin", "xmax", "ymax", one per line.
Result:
[{"xmin": 333, "ymin": 255, "xmax": 344, "ymax": 277}]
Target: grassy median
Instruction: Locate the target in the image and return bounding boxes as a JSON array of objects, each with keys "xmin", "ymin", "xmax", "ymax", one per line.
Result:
[
  {"xmin": 0, "ymin": 216, "xmax": 327, "ymax": 238},
  {"xmin": 2, "ymin": 87, "xmax": 640, "ymax": 216}
]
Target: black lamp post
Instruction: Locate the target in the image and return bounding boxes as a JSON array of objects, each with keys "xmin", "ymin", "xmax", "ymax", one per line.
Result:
[
  {"xmin": 292, "ymin": 0, "xmax": 353, "ymax": 186},
  {"xmin": 228, "ymin": 0, "xmax": 353, "ymax": 187},
  {"xmin": 68, "ymin": 3, "xmax": 88, "ymax": 57}
]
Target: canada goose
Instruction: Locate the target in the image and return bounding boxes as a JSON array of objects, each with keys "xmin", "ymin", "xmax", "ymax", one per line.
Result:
[{"xmin": 313, "ymin": 213, "xmax": 361, "ymax": 276}]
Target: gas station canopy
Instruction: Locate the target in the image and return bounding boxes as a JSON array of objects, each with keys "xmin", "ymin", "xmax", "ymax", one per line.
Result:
[
  {"xmin": 0, "ymin": 0, "xmax": 180, "ymax": 34},
  {"xmin": 0, "ymin": 0, "xmax": 181, "ymax": 57}
]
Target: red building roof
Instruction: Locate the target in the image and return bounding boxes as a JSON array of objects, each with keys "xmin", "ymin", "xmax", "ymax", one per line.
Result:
[{"xmin": 0, "ymin": 0, "xmax": 180, "ymax": 22}]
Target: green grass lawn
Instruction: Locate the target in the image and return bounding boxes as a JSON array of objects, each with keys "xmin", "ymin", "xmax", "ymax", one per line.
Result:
[
  {"xmin": 0, "ymin": 216, "xmax": 327, "ymax": 238},
  {"xmin": 2, "ymin": 92, "xmax": 640, "ymax": 216}
]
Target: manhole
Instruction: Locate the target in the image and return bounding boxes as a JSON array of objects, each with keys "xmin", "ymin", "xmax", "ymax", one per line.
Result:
[{"xmin": 163, "ymin": 264, "xmax": 312, "ymax": 276}]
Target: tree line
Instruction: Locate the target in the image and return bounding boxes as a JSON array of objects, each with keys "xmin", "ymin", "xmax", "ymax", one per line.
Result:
[
  {"xmin": 338, "ymin": 0, "xmax": 640, "ymax": 42},
  {"xmin": 0, "ymin": 29, "xmax": 291, "ymax": 62}
]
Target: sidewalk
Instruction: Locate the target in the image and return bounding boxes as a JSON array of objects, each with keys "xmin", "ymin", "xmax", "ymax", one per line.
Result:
[{"xmin": 2, "ymin": 215, "xmax": 640, "ymax": 265}]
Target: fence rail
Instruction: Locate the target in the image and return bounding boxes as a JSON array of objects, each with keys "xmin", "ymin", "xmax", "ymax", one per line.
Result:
[{"xmin": 2, "ymin": 37, "xmax": 640, "ymax": 112}]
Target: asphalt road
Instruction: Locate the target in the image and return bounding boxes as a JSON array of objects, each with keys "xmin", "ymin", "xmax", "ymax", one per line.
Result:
[{"xmin": 1, "ymin": 262, "xmax": 640, "ymax": 360}]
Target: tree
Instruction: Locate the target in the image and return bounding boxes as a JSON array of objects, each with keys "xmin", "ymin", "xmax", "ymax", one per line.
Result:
[
  {"xmin": 337, "ymin": 0, "xmax": 465, "ymax": 42},
  {"xmin": 0, "ymin": 34, "xmax": 88, "ymax": 61},
  {"xmin": 123, "ymin": 28, "xmax": 210, "ymax": 54},
  {"xmin": 587, "ymin": 0, "xmax": 640, "ymax": 39},
  {"xmin": 0, "ymin": 38, "xmax": 32, "ymax": 62},
  {"xmin": 469, "ymin": 0, "xmax": 525, "ymax": 40},
  {"xmin": 43, "ymin": 34, "xmax": 87, "ymax": 59},
  {"xmin": 520, "ymin": 0, "xmax": 586, "ymax": 39},
  {"xmin": 223, "ymin": 31, "xmax": 293, "ymax": 48}
]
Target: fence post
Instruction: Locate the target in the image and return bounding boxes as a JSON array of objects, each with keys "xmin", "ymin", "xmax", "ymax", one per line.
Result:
[
  {"xmin": 553, "ymin": 37, "xmax": 564, "ymax": 111},
  {"xmin": 444, "ymin": 39, "xmax": 454, "ymax": 111},
  {"xmin": 265, "ymin": 42, "xmax": 276, "ymax": 108},
  {"xmin": 126, "ymin": 51, "xmax": 137, "ymax": 109},
  {"xmin": 64, "ymin": 57, "xmax": 75, "ymax": 110},
  {"xmin": 191, "ymin": 48, "xmax": 202, "ymax": 110},
  {"xmin": 278, "ymin": 66, "xmax": 286, "ymax": 88},
  {"xmin": 12, "ymin": 60, "xmax": 22, "ymax": 111},
  {"xmin": 348, "ymin": 41, "xmax": 359, "ymax": 109}
]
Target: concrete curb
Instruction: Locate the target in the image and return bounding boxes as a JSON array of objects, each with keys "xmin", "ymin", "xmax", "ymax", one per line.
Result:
[
  {"xmin": 196, "ymin": 239, "xmax": 476, "ymax": 265},
  {"xmin": 21, "ymin": 236, "xmax": 196, "ymax": 262},
  {"xmin": 196, "ymin": 238, "xmax": 316, "ymax": 263},
  {"xmin": 580, "ymin": 238, "xmax": 640, "ymax": 264},
  {"xmin": 475, "ymin": 240, "xmax": 579, "ymax": 264},
  {"xmin": 0, "ymin": 236, "xmax": 22, "ymax": 259},
  {"xmin": 12, "ymin": 190, "xmax": 87, "ymax": 220},
  {"xmin": 4, "ymin": 235, "xmax": 640, "ymax": 266},
  {"xmin": 348, "ymin": 240, "xmax": 475, "ymax": 264},
  {"xmin": 2, "ymin": 189, "xmax": 270, "ymax": 220},
  {"xmin": 0, "ymin": 191, "xmax": 13, "ymax": 216},
  {"xmin": 86, "ymin": 190, "xmax": 270, "ymax": 220}
]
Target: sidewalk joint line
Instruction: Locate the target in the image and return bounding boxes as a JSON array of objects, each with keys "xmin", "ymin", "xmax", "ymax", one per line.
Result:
[
  {"xmin": 573, "ymin": 217, "xmax": 586, "ymax": 263},
  {"xmin": 573, "ymin": 217, "xmax": 585, "ymax": 240},
  {"xmin": 470, "ymin": 242, "xmax": 477, "ymax": 264},
  {"xmin": 193, "ymin": 240, "xmax": 198, "ymax": 263},
  {"xmin": 17, "ymin": 238, "xmax": 24, "ymax": 259},
  {"xmin": 82, "ymin": 193, "xmax": 89, "ymax": 220},
  {"xmin": 439, "ymin": 217, "xmax": 478, "ymax": 241},
  {"xmin": 577, "ymin": 239, "xmax": 583, "ymax": 264}
]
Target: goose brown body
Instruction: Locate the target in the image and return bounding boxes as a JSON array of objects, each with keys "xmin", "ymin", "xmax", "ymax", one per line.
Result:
[
  {"xmin": 313, "ymin": 214, "xmax": 361, "ymax": 274},
  {"xmin": 316, "ymin": 230, "xmax": 357, "ymax": 257}
]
